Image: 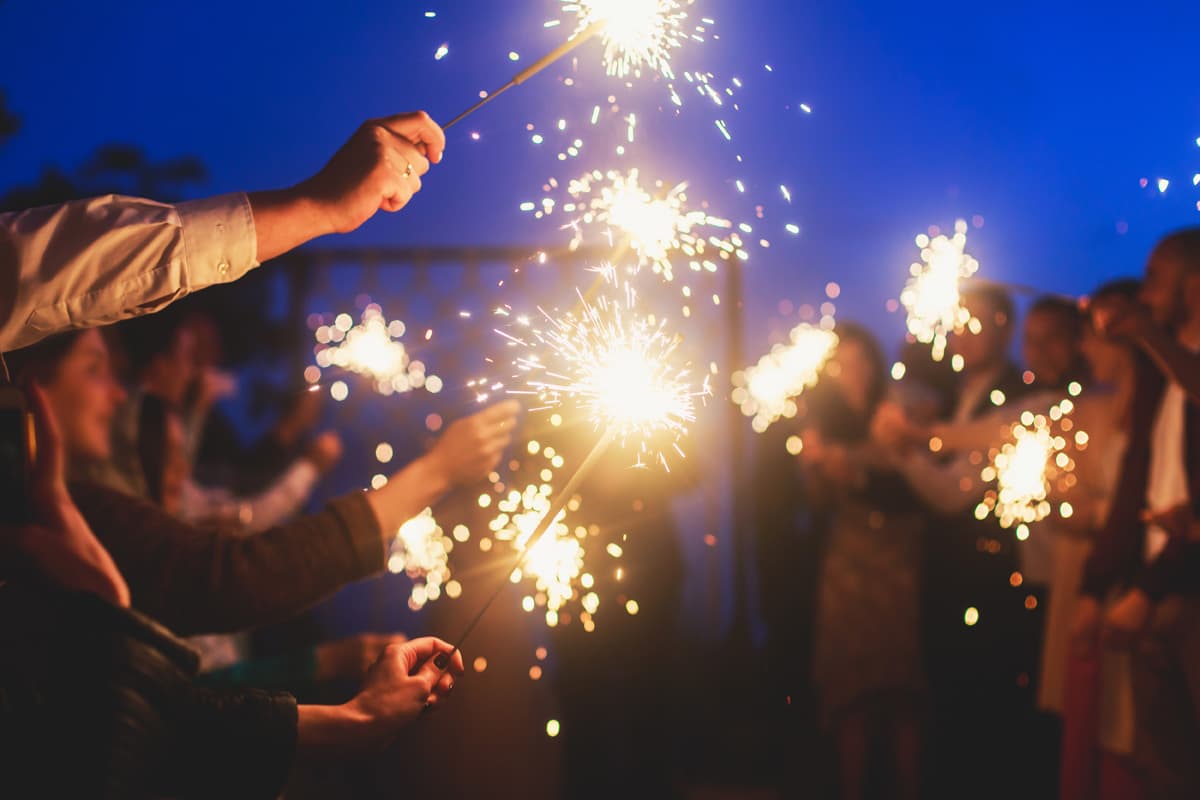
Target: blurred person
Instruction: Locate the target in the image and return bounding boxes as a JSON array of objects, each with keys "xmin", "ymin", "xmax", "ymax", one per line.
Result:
[
  {"xmin": 3, "ymin": 328, "xmax": 521, "ymax": 636},
  {"xmin": 797, "ymin": 323, "xmax": 926, "ymax": 800},
  {"xmin": 1035, "ymin": 280, "xmax": 1143, "ymax": 800},
  {"xmin": 1076, "ymin": 228, "xmax": 1200, "ymax": 800},
  {"xmin": 0, "ymin": 382, "xmax": 465, "ymax": 797},
  {"xmin": 876, "ymin": 285, "xmax": 1037, "ymax": 797},
  {"xmin": 0, "ymin": 110, "xmax": 446, "ymax": 357},
  {"xmin": 100, "ymin": 310, "xmax": 341, "ymax": 531},
  {"xmin": 136, "ymin": 393, "xmax": 403, "ymax": 690},
  {"xmin": 1024, "ymin": 295, "xmax": 1088, "ymax": 391}
]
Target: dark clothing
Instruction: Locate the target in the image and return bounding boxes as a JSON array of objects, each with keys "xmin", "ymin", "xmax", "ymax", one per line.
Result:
[
  {"xmin": 69, "ymin": 481, "xmax": 384, "ymax": 636},
  {"xmin": 0, "ymin": 584, "xmax": 296, "ymax": 799},
  {"xmin": 1133, "ymin": 596, "xmax": 1200, "ymax": 800},
  {"xmin": 1082, "ymin": 360, "xmax": 1200, "ymax": 602}
]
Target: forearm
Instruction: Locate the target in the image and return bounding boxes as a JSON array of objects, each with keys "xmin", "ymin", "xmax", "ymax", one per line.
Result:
[
  {"xmin": 365, "ymin": 455, "xmax": 451, "ymax": 541},
  {"xmin": 246, "ymin": 188, "xmax": 334, "ymax": 263},
  {"xmin": 296, "ymin": 703, "xmax": 381, "ymax": 761},
  {"xmin": 0, "ymin": 194, "xmax": 257, "ymax": 351}
]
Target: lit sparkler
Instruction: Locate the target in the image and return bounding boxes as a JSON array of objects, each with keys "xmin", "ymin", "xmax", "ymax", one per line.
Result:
[
  {"xmin": 732, "ymin": 323, "xmax": 839, "ymax": 433},
  {"xmin": 445, "ymin": 0, "xmax": 699, "ymax": 129},
  {"xmin": 553, "ymin": 168, "xmax": 744, "ymax": 284},
  {"xmin": 311, "ymin": 304, "xmax": 442, "ymax": 398},
  {"xmin": 976, "ymin": 397, "xmax": 1082, "ymax": 532},
  {"xmin": 899, "ymin": 220, "xmax": 980, "ymax": 362},
  {"xmin": 560, "ymin": 0, "xmax": 690, "ymax": 79},
  {"xmin": 435, "ymin": 270, "xmax": 703, "ymax": 666},
  {"xmin": 498, "ymin": 266, "xmax": 707, "ymax": 467},
  {"xmin": 387, "ymin": 508, "xmax": 463, "ymax": 611}
]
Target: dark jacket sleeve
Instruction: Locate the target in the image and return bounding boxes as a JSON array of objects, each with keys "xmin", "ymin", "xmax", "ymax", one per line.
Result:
[
  {"xmin": 1136, "ymin": 538, "xmax": 1200, "ymax": 601},
  {"xmin": 169, "ymin": 687, "xmax": 298, "ymax": 800},
  {"xmin": 71, "ymin": 481, "xmax": 385, "ymax": 635}
]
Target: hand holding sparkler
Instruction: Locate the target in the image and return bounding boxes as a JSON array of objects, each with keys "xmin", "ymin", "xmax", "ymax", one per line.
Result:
[
  {"xmin": 250, "ymin": 112, "xmax": 445, "ymax": 260},
  {"xmin": 333, "ymin": 637, "xmax": 464, "ymax": 752},
  {"xmin": 364, "ymin": 401, "xmax": 520, "ymax": 546},
  {"xmin": 426, "ymin": 400, "xmax": 522, "ymax": 485}
]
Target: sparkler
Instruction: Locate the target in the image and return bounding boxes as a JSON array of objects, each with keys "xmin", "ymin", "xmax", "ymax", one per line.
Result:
[
  {"xmin": 311, "ymin": 304, "xmax": 442, "ymax": 398},
  {"xmin": 387, "ymin": 508, "xmax": 461, "ymax": 611},
  {"xmin": 976, "ymin": 398, "xmax": 1082, "ymax": 532},
  {"xmin": 433, "ymin": 270, "xmax": 705, "ymax": 671},
  {"xmin": 444, "ymin": 1, "xmax": 693, "ymax": 129},
  {"xmin": 732, "ymin": 323, "xmax": 839, "ymax": 433},
  {"xmin": 899, "ymin": 220, "xmax": 980, "ymax": 362},
  {"xmin": 556, "ymin": 168, "xmax": 743, "ymax": 283}
]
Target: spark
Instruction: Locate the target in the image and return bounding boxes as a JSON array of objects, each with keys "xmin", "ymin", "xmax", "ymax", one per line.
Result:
[
  {"xmin": 976, "ymin": 398, "xmax": 1081, "ymax": 529},
  {"xmin": 311, "ymin": 304, "xmax": 439, "ymax": 397},
  {"xmin": 558, "ymin": 168, "xmax": 740, "ymax": 284},
  {"xmin": 498, "ymin": 267, "xmax": 707, "ymax": 468},
  {"xmin": 434, "ymin": 43, "xmax": 450, "ymax": 60},
  {"xmin": 732, "ymin": 324, "xmax": 840, "ymax": 433},
  {"xmin": 560, "ymin": 0, "xmax": 692, "ymax": 79},
  {"xmin": 899, "ymin": 219, "xmax": 980, "ymax": 362},
  {"xmin": 387, "ymin": 509, "xmax": 456, "ymax": 611}
]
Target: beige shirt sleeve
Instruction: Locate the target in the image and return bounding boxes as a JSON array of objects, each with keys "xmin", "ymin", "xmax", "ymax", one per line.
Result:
[{"xmin": 0, "ymin": 192, "xmax": 258, "ymax": 352}]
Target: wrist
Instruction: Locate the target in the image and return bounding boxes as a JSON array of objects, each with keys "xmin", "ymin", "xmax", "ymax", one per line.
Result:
[
  {"xmin": 296, "ymin": 701, "xmax": 380, "ymax": 759},
  {"xmin": 411, "ymin": 452, "xmax": 453, "ymax": 497}
]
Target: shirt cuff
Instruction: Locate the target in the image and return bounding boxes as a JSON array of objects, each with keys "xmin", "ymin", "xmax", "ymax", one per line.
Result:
[{"xmin": 177, "ymin": 192, "xmax": 259, "ymax": 289}]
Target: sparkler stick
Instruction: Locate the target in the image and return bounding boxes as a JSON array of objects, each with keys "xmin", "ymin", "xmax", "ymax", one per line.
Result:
[
  {"xmin": 444, "ymin": 22, "xmax": 604, "ymax": 130},
  {"xmin": 435, "ymin": 425, "xmax": 617, "ymax": 668}
]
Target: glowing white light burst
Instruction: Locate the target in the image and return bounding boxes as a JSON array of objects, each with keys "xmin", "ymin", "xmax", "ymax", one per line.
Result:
[
  {"xmin": 562, "ymin": 0, "xmax": 690, "ymax": 78},
  {"xmin": 899, "ymin": 220, "xmax": 980, "ymax": 362},
  {"xmin": 311, "ymin": 304, "xmax": 441, "ymax": 397},
  {"xmin": 498, "ymin": 269, "xmax": 707, "ymax": 468},
  {"xmin": 483, "ymin": 443, "xmax": 611, "ymax": 630},
  {"xmin": 732, "ymin": 324, "xmax": 839, "ymax": 433},
  {"xmin": 976, "ymin": 398, "xmax": 1082, "ymax": 530},
  {"xmin": 387, "ymin": 508, "xmax": 460, "ymax": 611},
  {"xmin": 559, "ymin": 168, "xmax": 743, "ymax": 283}
]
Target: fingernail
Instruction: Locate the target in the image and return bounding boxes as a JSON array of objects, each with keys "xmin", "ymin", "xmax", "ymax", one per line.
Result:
[{"xmin": 434, "ymin": 653, "xmax": 449, "ymax": 670}]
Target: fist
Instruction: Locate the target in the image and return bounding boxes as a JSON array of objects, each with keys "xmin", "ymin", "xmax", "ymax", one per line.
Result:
[
  {"xmin": 305, "ymin": 430, "xmax": 344, "ymax": 474},
  {"xmin": 316, "ymin": 632, "xmax": 408, "ymax": 681},
  {"xmin": 427, "ymin": 401, "xmax": 521, "ymax": 486},
  {"xmin": 300, "ymin": 112, "xmax": 447, "ymax": 235}
]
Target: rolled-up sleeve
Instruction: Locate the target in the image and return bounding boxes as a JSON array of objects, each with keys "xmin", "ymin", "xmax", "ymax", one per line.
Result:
[{"xmin": 0, "ymin": 192, "xmax": 258, "ymax": 351}]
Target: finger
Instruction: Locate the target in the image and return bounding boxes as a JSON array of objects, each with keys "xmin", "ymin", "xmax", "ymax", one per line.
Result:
[
  {"xmin": 477, "ymin": 400, "xmax": 523, "ymax": 424},
  {"xmin": 381, "ymin": 111, "xmax": 446, "ymax": 164},
  {"xmin": 26, "ymin": 384, "xmax": 64, "ymax": 490},
  {"xmin": 433, "ymin": 671, "xmax": 455, "ymax": 697},
  {"xmin": 394, "ymin": 140, "xmax": 431, "ymax": 177}
]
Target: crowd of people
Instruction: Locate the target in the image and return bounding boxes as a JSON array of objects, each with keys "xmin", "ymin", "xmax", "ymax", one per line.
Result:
[
  {"xmin": 756, "ymin": 230, "xmax": 1200, "ymax": 799},
  {"xmin": 0, "ymin": 102, "xmax": 1198, "ymax": 799}
]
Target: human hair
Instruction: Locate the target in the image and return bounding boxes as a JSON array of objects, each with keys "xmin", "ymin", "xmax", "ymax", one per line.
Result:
[
  {"xmin": 2, "ymin": 331, "xmax": 86, "ymax": 386},
  {"xmin": 1029, "ymin": 295, "xmax": 1084, "ymax": 340},
  {"xmin": 1152, "ymin": 227, "xmax": 1200, "ymax": 275},
  {"xmin": 116, "ymin": 306, "xmax": 188, "ymax": 379},
  {"xmin": 961, "ymin": 284, "xmax": 1015, "ymax": 330}
]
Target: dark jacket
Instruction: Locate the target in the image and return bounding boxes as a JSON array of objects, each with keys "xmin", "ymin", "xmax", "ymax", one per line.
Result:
[
  {"xmin": 1082, "ymin": 360, "xmax": 1200, "ymax": 601},
  {"xmin": 69, "ymin": 481, "xmax": 385, "ymax": 636},
  {"xmin": 0, "ymin": 584, "xmax": 296, "ymax": 798}
]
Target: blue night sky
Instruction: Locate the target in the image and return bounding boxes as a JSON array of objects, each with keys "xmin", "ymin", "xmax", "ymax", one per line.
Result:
[{"xmin": 3, "ymin": 0, "xmax": 1199, "ymax": 345}]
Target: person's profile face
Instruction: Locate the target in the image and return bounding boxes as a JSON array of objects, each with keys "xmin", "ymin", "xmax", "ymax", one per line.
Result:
[
  {"xmin": 951, "ymin": 295, "xmax": 1009, "ymax": 370},
  {"xmin": 43, "ymin": 330, "xmax": 127, "ymax": 463},
  {"xmin": 1022, "ymin": 310, "xmax": 1079, "ymax": 386},
  {"xmin": 1140, "ymin": 253, "xmax": 1185, "ymax": 327}
]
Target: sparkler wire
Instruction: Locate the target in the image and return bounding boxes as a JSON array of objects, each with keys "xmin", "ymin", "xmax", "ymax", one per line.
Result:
[
  {"xmin": 444, "ymin": 21, "xmax": 604, "ymax": 130},
  {"xmin": 433, "ymin": 425, "xmax": 617, "ymax": 671}
]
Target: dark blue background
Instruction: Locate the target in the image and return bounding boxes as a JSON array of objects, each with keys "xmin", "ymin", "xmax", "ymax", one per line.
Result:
[{"xmin": 3, "ymin": 0, "xmax": 1198, "ymax": 341}]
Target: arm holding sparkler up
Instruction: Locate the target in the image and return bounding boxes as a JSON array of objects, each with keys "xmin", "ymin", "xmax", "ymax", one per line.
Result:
[
  {"xmin": 364, "ymin": 400, "xmax": 520, "ymax": 537},
  {"xmin": 0, "ymin": 111, "xmax": 444, "ymax": 354}
]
